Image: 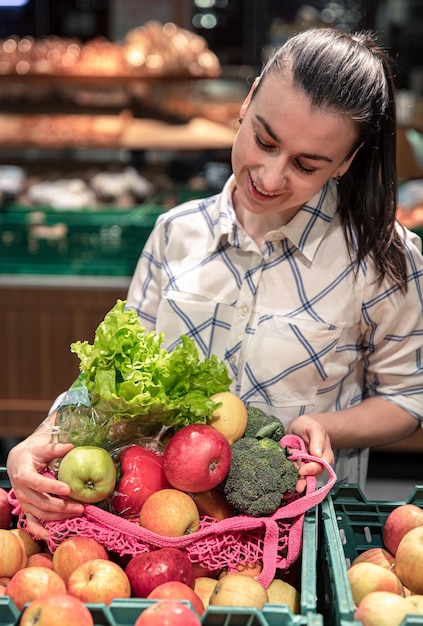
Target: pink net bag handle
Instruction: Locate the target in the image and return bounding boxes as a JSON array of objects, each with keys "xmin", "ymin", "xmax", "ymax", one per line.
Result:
[
  {"xmin": 254, "ymin": 433, "xmax": 336, "ymax": 586},
  {"xmin": 275, "ymin": 434, "xmax": 337, "ymax": 517}
]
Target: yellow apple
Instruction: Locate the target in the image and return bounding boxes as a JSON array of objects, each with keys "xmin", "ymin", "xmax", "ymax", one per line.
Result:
[
  {"xmin": 0, "ymin": 529, "xmax": 27, "ymax": 577},
  {"xmin": 348, "ymin": 562, "xmax": 404, "ymax": 606},
  {"xmin": 209, "ymin": 572, "xmax": 268, "ymax": 609},
  {"xmin": 354, "ymin": 591, "xmax": 409, "ymax": 626},
  {"xmin": 67, "ymin": 558, "xmax": 131, "ymax": 605},
  {"xmin": 395, "ymin": 526, "xmax": 423, "ymax": 594},
  {"xmin": 266, "ymin": 578, "xmax": 300, "ymax": 613},
  {"xmin": 404, "ymin": 594, "xmax": 423, "ymax": 613},
  {"xmin": 10, "ymin": 529, "xmax": 43, "ymax": 558},
  {"xmin": 194, "ymin": 576, "xmax": 218, "ymax": 609}
]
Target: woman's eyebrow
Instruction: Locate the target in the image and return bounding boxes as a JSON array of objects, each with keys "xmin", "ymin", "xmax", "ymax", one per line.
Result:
[{"xmin": 255, "ymin": 114, "xmax": 333, "ymax": 163}]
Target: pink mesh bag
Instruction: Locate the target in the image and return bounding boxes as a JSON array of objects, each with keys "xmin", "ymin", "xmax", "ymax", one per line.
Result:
[{"xmin": 13, "ymin": 434, "xmax": 336, "ymax": 588}]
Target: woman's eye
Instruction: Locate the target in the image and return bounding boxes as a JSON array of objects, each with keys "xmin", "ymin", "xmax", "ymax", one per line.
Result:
[
  {"xmin": 254, "ymin": 132, "xmax": 316, "ymax": 175},
  {"xmin": 254, "ymin": 134, "xmax": 274, "ymax": 151},
  {"xmin": 295, "ymin": 160, "xmax": 315, "ymax": 175}
]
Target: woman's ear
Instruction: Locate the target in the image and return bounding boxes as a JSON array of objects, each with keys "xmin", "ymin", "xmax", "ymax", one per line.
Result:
[
  {"xmin": 338, "ymin": 143, "xmax": 363, "ymax": 176},
  {"xmin": 239, "ymin": 76, "xmax": 260, "ymax": 118}
]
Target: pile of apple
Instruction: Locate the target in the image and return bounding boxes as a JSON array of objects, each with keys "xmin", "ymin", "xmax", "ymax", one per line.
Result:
[
  {"xmin": 347, "ymin": 502, "xmax": 423, "ymax": 626},
  {"xmin": 0, "ymin": 393, "xmax": 301, "ymax": 625},
  {"xmin": 0, "ymin": 490, "xmax": 299, "ymax": 625}
]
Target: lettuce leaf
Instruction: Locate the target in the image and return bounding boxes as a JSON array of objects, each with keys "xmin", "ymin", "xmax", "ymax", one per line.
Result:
[{"xmin": 69, "ymin": 299, "xmax": 232, "ymax": 429}]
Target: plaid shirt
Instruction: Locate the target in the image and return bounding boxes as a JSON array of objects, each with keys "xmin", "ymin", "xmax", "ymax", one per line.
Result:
[{"xmin": 127, "ymin": 176, "xmax": 423, "ymax": 489}]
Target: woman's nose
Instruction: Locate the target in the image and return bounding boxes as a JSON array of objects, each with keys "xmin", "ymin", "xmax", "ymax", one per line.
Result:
[{"xmin": 259, "ymin": 158, "xmax": 288, "ymax": 192}]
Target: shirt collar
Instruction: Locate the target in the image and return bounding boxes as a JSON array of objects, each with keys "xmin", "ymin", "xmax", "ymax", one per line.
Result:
[
  {"xmin": 278, "ymin": 180, "xmax": 339, "ymax": 261},
  {"xmin": 212, "ymin": 175, "xmax": 339, "ymax": 261}
]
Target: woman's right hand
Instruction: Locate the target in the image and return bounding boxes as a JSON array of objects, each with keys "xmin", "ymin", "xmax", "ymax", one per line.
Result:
[{"xmin": 6, "ymin": 435, "xmax": 85, "ymax": 540}]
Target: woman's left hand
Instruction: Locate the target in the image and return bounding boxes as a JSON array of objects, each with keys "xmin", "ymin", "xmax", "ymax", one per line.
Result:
[{"xmin": 287, "ymin": 415, "xmax": 334, "ymax": 493}]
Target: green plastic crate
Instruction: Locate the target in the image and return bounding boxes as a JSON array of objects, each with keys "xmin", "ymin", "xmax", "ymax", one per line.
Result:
[
  {"xmin": 0, "ymin": 203, "xmax": 165, "ymax": 276},
  {"xmin": 0, "ymin": 598, "xmax": 19, "ymax": 626},
  {"xmin": 0, "ymin": 597, "xmax": 117, "ymax": 626},
  {"xmin": 0, "ymin": 467, "xmax": 9, "ymax": 491},
  {"xmin": 0, "ymin": 466, "xmax": 323, "ymax": 625},
  {"xmin": 318, "ymin": 483, "xmax": 423, "ymax": 626},
  {"xmin": 108, "ymin": 599, "xmax": 322, "ymax": 626}
]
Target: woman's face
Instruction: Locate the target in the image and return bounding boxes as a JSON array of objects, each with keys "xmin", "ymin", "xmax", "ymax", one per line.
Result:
[{"xmin": 231, "ymin": 70, "xmax": 360, "ymax": 226}]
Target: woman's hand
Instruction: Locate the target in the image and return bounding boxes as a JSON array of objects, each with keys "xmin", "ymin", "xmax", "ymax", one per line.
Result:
[
  {"xmin": 287, "ymin": 415, "xmax": 335, "ymax": 493},
  {"xmin": 6, "ymin": 436, "xmax": 85, "ymax": 540}
]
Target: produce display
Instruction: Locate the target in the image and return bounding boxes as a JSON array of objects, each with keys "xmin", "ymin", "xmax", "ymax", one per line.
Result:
[
  {"xmin": 0, "ymin": 467, "xmax": 326, "ymax": 624},
  {"xmin": 320, "ymin": 485, "xmax": 423, "ymax": 626},
  {"xmin": 348, "ymin": 503, "xmax": 423, "ymax": 625}
]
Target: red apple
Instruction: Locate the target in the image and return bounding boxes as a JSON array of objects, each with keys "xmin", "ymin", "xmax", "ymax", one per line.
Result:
[
  {"xmin": 395, "ymin": 525, "xmax": 423, "ymax": 594},
  {"xmin": 354, "ymin": 591, "xmax": 410, "ymax": 626},
  {"xmin": 147, "ymin": 580, "xmax": 205, "ymax": 616},
  {"xmin": 111, "ymin": 444, "xmax": 170, "ymax": 518},
  {"xmin": 20, "ymin": 593, "xmax": 94, "ymax": 626},
  {"xmin": 0, "ymin": 529, "xmax": 27, "ymax": 577},
  {"xmin": 140, "ymin": 488, "xmax": 200, "ymax": 537},
  {"xmin": 10, "ymin": 528, "xmax": 43, "ymax": 558},
  {"xmin": 57, "ymin": 445, "xmax": 117, "ymax": 504},
  {"xmin": 347, "ymin": 562, "xmax": 404, "ymax": 607},
  {"xmin": 352, "ymin": 547, "xmax": 396, "ymax": 570},
  {"xmin": 163, "ymin": 424, "xmax": 231, "ymax": 492},
  {"xmin": 383, "ymin": 503, "xmax": 423, "ymax": 556},
  {"xmin": 5, "ymin": 566, "xmax": 66, "ymax": 611},
  {"xmin": 0, "ymin": 488, "xmax": 12, "ymax": 529},
  {"xmin": 67, "ymin": 558, "xmax": 131, "ymax": 605},
  {"xmin": 134, "ymin": 600, "xmax": 202, "ymax": 626},
  {"xmin": 52, "ymin": 535, "xmax": 109, "ymax": 584},
  {"xmin": 26, "ymin": 552, "xmax": 54, "ymax": 569},
  {"xmin": 125, "ymin": 547, "xmax": 195, "ymax": 598}
]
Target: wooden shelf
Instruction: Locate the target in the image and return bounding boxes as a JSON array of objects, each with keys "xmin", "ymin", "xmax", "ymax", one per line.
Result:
[
  {"xmin": 0, "ymin": 283, "xmax": 128, "ymax": 438},
  {"xmin": 0, "ymin": 114, "xmax": 236, "ymax": 151}
]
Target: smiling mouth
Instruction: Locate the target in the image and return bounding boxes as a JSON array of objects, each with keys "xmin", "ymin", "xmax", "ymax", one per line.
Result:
[{"xmin": 250, "ymin": 175, "xmax": 279, "ymax": 198}]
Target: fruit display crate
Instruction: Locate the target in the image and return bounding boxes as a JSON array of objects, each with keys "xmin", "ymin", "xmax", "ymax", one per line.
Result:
[
  {"xmin": 0, "ymin": 203, "xmax": 165, "ymax": 277},
  {"xmin": 317, "ymin": 483, "xmax": 423, "ymax": 626},
  {"xmin": 0, "ymin": 466, "xmax": 324, "ymax": 625}
]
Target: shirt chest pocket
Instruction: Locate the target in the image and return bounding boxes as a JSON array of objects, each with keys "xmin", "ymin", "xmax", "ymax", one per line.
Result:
[{"xmin": 245, "ymin": 315, "xmax": 343, "ymax": 407}]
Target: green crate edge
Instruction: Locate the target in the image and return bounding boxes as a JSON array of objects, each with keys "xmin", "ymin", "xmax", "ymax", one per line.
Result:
[
  {"xmin": 318, "ymin": 483, "xmax": 423, "ymax": 626},
  {"xmin": 0, "ymin": 597, "xmax": 117, "ymax": 626},
  {"xmin": 0, "ymin": 204, "xmax": 165, "ymax": 277},
  {"xmin": 0, "ymin": 467, "xmax": 323, "ymax": 625}
]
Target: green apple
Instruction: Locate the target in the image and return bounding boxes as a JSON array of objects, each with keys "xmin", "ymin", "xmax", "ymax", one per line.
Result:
[{"xmin": 57, "ymin": 446, "xmax": 117, "ymax": 504}]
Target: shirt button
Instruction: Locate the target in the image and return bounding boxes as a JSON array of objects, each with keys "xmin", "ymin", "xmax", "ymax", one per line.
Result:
[
  {"xmin": 229, "ymin": 356, "xmax": 237, "ymax": 365},
  {"xmin": 240, "ymin": 305, "xmax": 249, "ymax": 316}
]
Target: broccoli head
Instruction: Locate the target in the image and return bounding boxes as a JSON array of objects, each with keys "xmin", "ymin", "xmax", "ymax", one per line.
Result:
[
  {"xmin": 222, "ymin": 437, "xmax": 299, "ymax": 517},
  {"xmin": 244, "ymin": 406, "xmax": 285, "ymax": 442}
]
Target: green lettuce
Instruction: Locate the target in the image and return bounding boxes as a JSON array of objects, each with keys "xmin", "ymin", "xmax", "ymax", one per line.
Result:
[{"xmin": 69, "ymin": 299, "xmax": 232, "ymax": 429}]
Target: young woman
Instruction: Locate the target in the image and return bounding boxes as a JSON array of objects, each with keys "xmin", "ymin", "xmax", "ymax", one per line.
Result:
[{"xmin": 8, "ymin": 28, "xmax": 423, "ymax": 539}]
